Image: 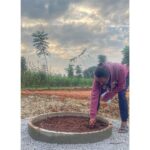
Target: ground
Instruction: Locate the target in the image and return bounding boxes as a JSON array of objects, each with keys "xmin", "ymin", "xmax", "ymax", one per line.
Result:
[
  {"xmin": 21, "ymin": 89, "xmax": 129, "ymax": 119},
  {"xmin": 21, "ymin": 118, "xmax": 129, "ymax": 150},
  {"xmin": 21, "ymin": 89, "xmax": 129, "ymax": 150}
]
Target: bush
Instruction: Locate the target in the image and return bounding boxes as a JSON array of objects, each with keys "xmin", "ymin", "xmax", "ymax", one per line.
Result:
[{"xmin": 21, "ymin": 71, "xmax": 92, "ymax": 89}]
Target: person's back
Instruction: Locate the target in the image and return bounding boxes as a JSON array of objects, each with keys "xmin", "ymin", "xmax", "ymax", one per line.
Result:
[{"xmin": 89, "ymin": 62, "xmax": 129, "ymax": 133}]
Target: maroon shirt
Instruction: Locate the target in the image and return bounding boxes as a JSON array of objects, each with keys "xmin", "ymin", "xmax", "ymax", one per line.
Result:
[{"xmin": 90, "ymin": 62, "xmax": 129, "ymax": 119}]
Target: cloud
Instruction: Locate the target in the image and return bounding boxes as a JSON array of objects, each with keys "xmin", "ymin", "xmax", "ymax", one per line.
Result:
[
  {"xmin": 21, "ymin": 0, "xmax": 129, "ymax": 74},
  {"xmin": 21, "ymin": 17, "xmax": 48, "ymax": 28},
  {"xmin": 85, "ymin": 0, "xmax": 129, "ymax": 24},
  {"xmin": 21, "ymin": 0, "xmax": 80, "ymax": 20}
]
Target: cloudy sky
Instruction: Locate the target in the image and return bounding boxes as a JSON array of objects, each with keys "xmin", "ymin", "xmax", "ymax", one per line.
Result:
[{"xmin": 21, "ymin": 0, "xmax": 129, "ymax": 75}]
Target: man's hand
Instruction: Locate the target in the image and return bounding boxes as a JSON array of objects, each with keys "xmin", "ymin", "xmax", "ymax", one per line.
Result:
[{"xmin": 89, "ymin": 118, "xmax": 96, "ymax": 128}]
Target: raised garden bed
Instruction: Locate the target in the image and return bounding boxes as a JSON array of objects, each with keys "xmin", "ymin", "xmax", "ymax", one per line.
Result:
[{"xmin": 28, "ymin": 112, "xmax": 112, "ymax": 144}]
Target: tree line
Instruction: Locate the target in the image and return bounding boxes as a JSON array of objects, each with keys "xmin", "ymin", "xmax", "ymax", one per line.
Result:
[{"xmin": 21, "ymin": 30, "xmax": 129, "ymax": 88}]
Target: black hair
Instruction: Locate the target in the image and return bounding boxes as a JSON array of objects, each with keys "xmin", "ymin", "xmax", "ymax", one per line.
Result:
[{"xmin": 94, "ymin": 66, "xmax": 109, "ymax": 78}]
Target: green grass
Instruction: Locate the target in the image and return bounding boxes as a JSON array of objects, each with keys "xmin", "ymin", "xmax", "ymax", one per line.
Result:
[{"xmin": 21, "ymin": 71, "xmax": 93, "ymax": 89}]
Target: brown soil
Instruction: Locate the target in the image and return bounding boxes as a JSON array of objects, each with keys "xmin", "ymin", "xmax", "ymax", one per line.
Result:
[
  {"xmin": 21, "ymin": 89, "xmax": 129, "ymax": 119},
  {"xmin": 34, "ymin": 116, "xmax": 108, "ymax": 132},
  {"xmin": 21, "ymin": 89, "xmax": 91, "ymax": 100}
]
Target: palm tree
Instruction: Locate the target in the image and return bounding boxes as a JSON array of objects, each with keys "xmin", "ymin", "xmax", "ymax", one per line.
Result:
[{"xmin": 32, "ymin": 31, "xmax": 49, "ymax": 73}]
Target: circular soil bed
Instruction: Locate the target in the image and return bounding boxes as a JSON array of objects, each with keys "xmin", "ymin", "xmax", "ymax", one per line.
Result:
[
  {"xmin": 34, "ymin": 116, "xmax": 108, "ymax": 132},
  {"xmin": 28, "ymin": 112, "xmax": 112, "ymax": 144}
]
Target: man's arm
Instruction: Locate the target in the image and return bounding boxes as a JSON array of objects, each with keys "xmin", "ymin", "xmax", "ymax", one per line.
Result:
[
  {"xmin": 90, "ymin": 79, "xmax": 101, "ymax": 119},
  {"xmin": 102, "ymin": 67, "xmax": 126, "ymax": 101}
]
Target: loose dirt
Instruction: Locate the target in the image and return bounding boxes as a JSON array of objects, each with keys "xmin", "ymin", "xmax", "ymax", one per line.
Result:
[
  {"xmin": 34, "ymin": 116, "xmax": 108, "ymax": 132},
  {"xmin": 21, "ymin": 89, "xmax": 129, "ymax": 120}
]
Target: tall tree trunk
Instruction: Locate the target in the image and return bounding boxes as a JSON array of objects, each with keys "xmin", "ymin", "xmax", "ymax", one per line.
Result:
[{"xmin": 44, "ymin": 53, "xmax": 48, "ymax": 73}]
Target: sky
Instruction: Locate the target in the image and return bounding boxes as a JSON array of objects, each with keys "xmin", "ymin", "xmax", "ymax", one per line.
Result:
[{"xmin": 21, "ymin": 0, "xmax": 129, "ymax": 75}]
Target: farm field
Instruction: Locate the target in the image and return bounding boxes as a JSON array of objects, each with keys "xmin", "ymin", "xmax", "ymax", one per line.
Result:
[{"xmin": 21, "ymin": 89, "xmax": 129, "ymax": 120}]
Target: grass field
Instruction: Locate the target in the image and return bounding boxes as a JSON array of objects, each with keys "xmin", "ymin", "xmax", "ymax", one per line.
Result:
[{"xmin": 21, "ymin": 71, "xmax": 93, "ymax": 89}]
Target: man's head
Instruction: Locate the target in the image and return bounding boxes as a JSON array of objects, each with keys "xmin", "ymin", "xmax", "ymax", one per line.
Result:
[{"xmin": 94, "ymin": 67, "xmax": 110, "ymax": 86}]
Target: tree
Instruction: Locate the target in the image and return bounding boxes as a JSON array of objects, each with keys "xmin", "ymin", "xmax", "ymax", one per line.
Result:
[
  {"xmin": 65, "ymin": 64, "xmax": 74, "ymax": 77},
  {"xmin": 32, "ymin": 31, "xmax": 49, "ymax": 73},
  {"xmin": 75, "ymin": 65, "xmax": 82, "ymax": 77},
  {"xmin": 83, "ymin": 66, "xmax": 97, "ymax": 78},
  {"xmin": 21, "ymin": 56, "xmax": 27, "ymax": 73},
  {"xmin": 122, "ymin": 46, "xmax": 129, "ymax": 65},
  {"xmin": 98, "ymin": 55, "xmax": 107, "ymax": 65}
]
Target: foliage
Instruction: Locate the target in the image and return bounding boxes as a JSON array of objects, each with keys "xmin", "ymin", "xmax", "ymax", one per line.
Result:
[
  {"xmin": 21, "ymin": 71, "xmax": 92, "ymax": 88},
  {"xmin": 75, "ymin": 65, "xmax": 82, "ymax": 77},
  {"xmin": 98, "ymin": 55, "xmax": 107, "ymax": 64},
  {"xmin": 122, "ymin": 46, "xmax": 129, "ymax": 65},
  {"xmin": 21, "ymin": 56, "xmax": 27, "ymax": 73},
  {"xmin": 65, "ymin": 64, "xmax": 74, "ymax": 77},
  {"xmin": 83, "ymin": 66, "xmax": 97, "ymax": 78},
  {"xmin": 32, "ymin": 30, "xmax": 49, "ymax": 72}
]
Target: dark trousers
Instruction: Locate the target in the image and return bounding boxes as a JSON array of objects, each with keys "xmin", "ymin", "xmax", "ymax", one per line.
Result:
[{"xmin": 97, "ymin": 75, "xmax": 129, "ymax": 122}]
